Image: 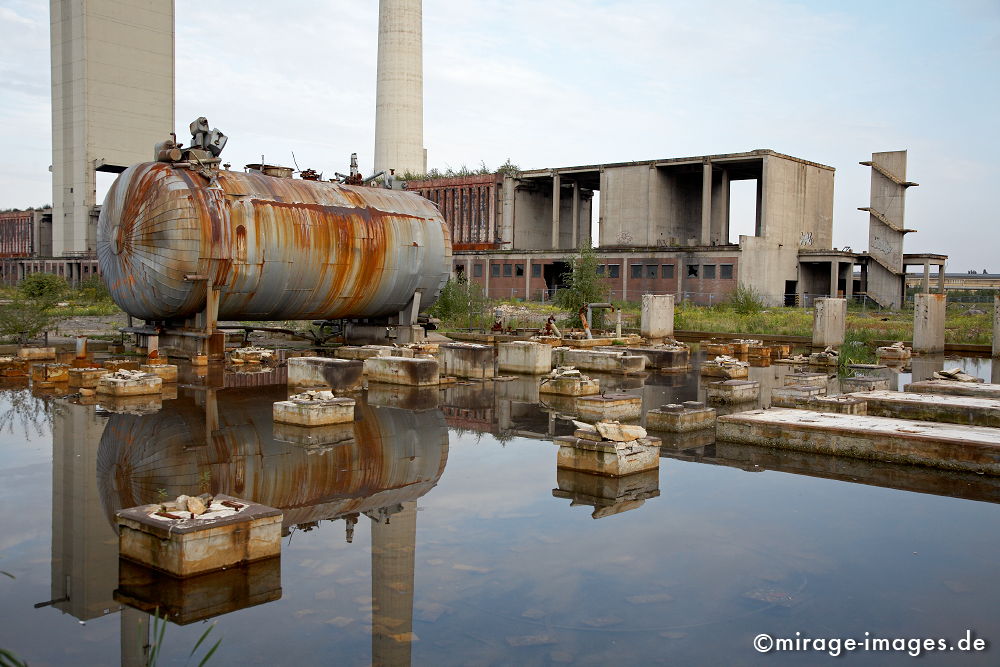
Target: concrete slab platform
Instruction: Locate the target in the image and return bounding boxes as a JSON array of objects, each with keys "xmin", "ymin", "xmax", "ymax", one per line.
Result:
[
  {"xmin": 846, "ymin": 390, "xmax": 1000, "ymax": 428},
  {"xmin": 717, "ymin": 408, "xmax": 1000, "ymax": 474},
  {"xmin": 906, "ymin": 380, "xmax": 1000, "ymax": 400}
]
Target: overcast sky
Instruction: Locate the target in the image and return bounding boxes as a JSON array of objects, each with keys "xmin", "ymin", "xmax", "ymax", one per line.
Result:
[{"xmin": 1, "ymin": 0, "xmax": 997, "ymax": 269}]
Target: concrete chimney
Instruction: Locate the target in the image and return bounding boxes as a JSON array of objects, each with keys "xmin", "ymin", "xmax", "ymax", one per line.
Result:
[{"xmin": 374, "ymin": 0, "xmax": 425, "ymax": 177}]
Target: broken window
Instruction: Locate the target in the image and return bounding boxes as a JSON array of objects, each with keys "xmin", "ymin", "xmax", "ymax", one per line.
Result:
[
  {"xmin": 515, "ymin": 264, "xmax": 524, "ymax": 277},
  {"xmin": 662, "ymin": 264, "xmax": 674, "ymax": 279},
  {"xmin": 608, "ymin": 264, "xmax": 621, "ymax": 278},
  {"xmin": 646, "ymin": 265, "xmax": 657, "ymax": 279},
  {"xmin": 631, "ymin": 264, "xmax": 643, "ymax": 279},
  {"xmin": 703, "ymin": 264, "xmax": 716, "ymax": 279},
  {"xmin": 720, "ymin": 264, "xmax": 733, "ymax": 280},
  {"xmin": 687, "ymin": 265, "xmax": 699, "ymax": 278}
]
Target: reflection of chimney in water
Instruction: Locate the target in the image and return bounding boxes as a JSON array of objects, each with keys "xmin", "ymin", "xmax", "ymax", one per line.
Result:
[
  {"xmin": 369, "ymin": 501, "xmax": 417, "ymax": 667},
  {"xmin": 46, "ymin": 401, "xmax": 118, "ymax": 621}
]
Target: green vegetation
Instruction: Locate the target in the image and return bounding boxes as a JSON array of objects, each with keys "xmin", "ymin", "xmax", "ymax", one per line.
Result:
[
  {"xmin": 402, "ymin": 158, "xmax": 520, "ymax": 181},
  {"xmin": 728, "ymin": 283, "xmax": 765, "ymax": 315},
  {"xmin": 0, "ymin": 274, "xmax": 123, "ymax": 343},
  {"xmin": 428, "ymin": 278, "xmax": 492, "ymax": 330},
  {"xmin": 555, "ymin": 246, "xmax": 610, "ymax": 328}
]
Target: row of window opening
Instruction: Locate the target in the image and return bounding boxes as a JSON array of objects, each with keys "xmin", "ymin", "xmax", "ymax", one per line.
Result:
[{"xmin": 456, "ymin": 262, "xmax": 733, "ymax": 280}]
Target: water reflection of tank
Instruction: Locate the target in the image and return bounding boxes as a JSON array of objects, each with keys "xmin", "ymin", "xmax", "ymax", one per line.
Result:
[{"xmin": 97, "ymin": 386, "xmax": 448, "ymax": 533}]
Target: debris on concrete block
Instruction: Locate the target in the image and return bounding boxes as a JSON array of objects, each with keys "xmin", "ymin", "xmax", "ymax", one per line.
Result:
[{"xmin": 933, "ymin": 368, "xmax": 983, "ymax": 383}]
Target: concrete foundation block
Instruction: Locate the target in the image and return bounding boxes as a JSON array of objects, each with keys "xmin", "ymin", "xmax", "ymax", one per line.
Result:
[
  {"xmin": 640, "ymin": 294, "xmax": 674, "ymax": 340},
  {"xmin": 287, "ymin": 357, "xmax": 363, "ymax": 391},
  {"xmin": 30, "ymin": 363, "xmax": 69, "ymax": 383},
  {"xmin": 876, "ymin": 344, "xmax": 912, "ymax": 361},
  {"xmin": 68, "ymin": 367, "xmax": 110, "ymax": 388},
  {"xmin": 116, "ymin": 495, "xmax": 282, "ymax": 578},
  {"xmin": 704, "ymin": 342, "xmax": 735, "ymax": 356},
  {"xmin": 335, "ymin": 345, "xmax": 414, "ymax": 360},
  {"xmin": 701, "ymin": 359, "xmax": 749, "ymax": 379},
  {"xmin": 141, "ymin": 364, "xmax": 178, "ymax": 382},
  {"xmin": 783, "ymin": 372, "xmax": 830, "ymax": 388},
  {"xmin": 913, "ymin": 293, "xmax": 946, "ymax": 353},
  {"xmin": 104, "ymin": 358, "xmax": 140, "ymax": 372},
  {"xmin": 285, "ymin": 357, "xmax": 364, "ymax": 391},
  {"xmin": 840, "ymin": 376, "xmax": 890, "ymax": 392},
  {"xmin": 805, "ymin": 395, "xmax": 868, "ymax": 414},
  {"xmin": 552, "ymin": 348, "xmax": 646, "ymax": 374},
  {"xmin": 812, "ymin": 298, "xmax": 847, "ymax": 347},
  {"xmin": 646, "ymin": 402, "xmax": 716, "ymax": 432},
  {"xmin": 18, "ymin": 347, "xmax": 55, "ymax": 360},
  {"xmin": 273, "ymin": 395, "xmax": 356, "ymax": 426},
  {"xmin": 440, "ymin": 343, "xmax": 495, "ymax": 379},
  {"xmin": 539, "ymin": 375, "xmax": 600, "ymax": 396},
  {"xmin": 707, "ymin": 379, "xmax": 761, "ymax": 404},
  {"xmin": 0, "ymin": 357, "xmax": 28, "ymax": 377},
  {"xmin": 771, "ymin": 385, "xmax": 827, "ymax": 408},
  {"xmin": 97, "ymin": 371, "xmax": 163, "ymax": 396},
  {"xmin": 576, "ymin": 393, "xmax": 642, "ymax": 421},
  {"xmin": 363, "ymin": 355, "xmax": 440, "ymax": 386},
  {"xmin": 498, "ymin": 341, "xmax": 552, "ymax": 375},
  {"xmin": 554, "ymin": 437, "xmax": 661, "ymax": 477},
  {"xmin": 625, "ymin": 345, "xmax": 689, "ymax": 370}
]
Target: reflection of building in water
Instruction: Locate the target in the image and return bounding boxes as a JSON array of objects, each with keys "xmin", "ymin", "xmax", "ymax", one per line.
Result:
[
  {"xmin": 98, "ymin": 385, "xmax": 448, "ymax": 665},
  {"xmin": 45, "ymin": 401, "xmax": 117, "ymax": 621}
]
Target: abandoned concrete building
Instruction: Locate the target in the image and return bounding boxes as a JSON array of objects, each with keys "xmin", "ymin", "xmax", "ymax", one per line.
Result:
[{"xmin": 409, "ymin": 149, "xmax": 944, "ymax": 308}]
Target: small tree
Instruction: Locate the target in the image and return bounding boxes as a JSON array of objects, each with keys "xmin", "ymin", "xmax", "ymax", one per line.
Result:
[
  {"xmin": 555, "ymin": 246, "xmax": 610, "ymax": 328},
  {"xmin": 0, "ymin": 273, "xmax": 69, "ymax": 344},
  {"xmin": 428, "ymin": 278, "xmax": 490, "ymax": 330},
  {"xmin": 729, "ymin": 283, "xmax": 765, "ymax": 315}
]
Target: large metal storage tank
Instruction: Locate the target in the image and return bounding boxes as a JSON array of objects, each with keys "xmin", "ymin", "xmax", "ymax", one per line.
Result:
[{"xmin": 96, "ymin": 162, "xmax": 451, "ymax": 322}]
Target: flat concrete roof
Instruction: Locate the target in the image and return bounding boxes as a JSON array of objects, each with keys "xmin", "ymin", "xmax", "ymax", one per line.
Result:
[{"xmin": 518, "ymin": 149, "xmax": 835, "ymax": 181}]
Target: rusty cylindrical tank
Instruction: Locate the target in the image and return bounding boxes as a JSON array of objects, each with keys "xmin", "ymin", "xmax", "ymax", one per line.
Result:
[{"xmin": 97, "ymin": 162, "xmax": 452, "ymax": 322}]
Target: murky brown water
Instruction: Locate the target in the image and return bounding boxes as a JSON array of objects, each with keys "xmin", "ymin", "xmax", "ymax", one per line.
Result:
[{"xmin": 0, "ymin": 351, "xmax": 998, "ymax": 665}]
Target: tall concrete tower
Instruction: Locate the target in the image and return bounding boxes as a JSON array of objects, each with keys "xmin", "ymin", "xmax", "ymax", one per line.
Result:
[
  {"xmin": 50, "ymin": 0, "xmax": 175, "ymax": 259},
  {"xmin": 374, "ymin": 0, "xmax": 426, "ymax": 176}
]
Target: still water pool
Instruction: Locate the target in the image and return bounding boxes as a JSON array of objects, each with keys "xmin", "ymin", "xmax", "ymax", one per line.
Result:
[{"xmin": 0, "ymin": 354, "xmax": 998, "ymax": 665}]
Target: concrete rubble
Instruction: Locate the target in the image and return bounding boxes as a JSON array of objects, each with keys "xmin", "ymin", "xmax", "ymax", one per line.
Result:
[
  {"xmin": 700, "ymin": 355, "xmax": 749, "ymax": 379},
  {"xmin": 539, "ymin": 366, "xmax": 600, "ymax": 396},
  {"xmin": 933, "ymin": 367, "xmax": 982, "ymax": 383}
]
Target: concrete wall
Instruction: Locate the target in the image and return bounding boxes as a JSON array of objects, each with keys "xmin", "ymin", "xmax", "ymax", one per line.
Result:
[
  {"xmin": 374, "ymin": 0, "xmax": 424, "ymax": 175},
  {"xmin": 736, "ymin": 237, "xmax": 800, "ymax": 306},
  {"xmin": 864, "ymin": 151, "xmax": 910, "ymax": 309},
  {"xmin": 50, "ymin": 0, "xmax": 175, "ymax": 255},
  {"xmin": 760, "ymin": 155, "xmax": 834, "ymax": 250},
  {"xmin": 511, "ymin": 183, "xmax": 591, "ymax": 250}
]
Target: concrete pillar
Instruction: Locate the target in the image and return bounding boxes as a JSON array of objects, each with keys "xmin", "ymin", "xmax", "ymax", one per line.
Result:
[
  {"xmin": 913, "ymin": 293, "xmax": 946, "ymax": 353},
  {"xmin": 641, "ymin": 294, "xmax": 675, "ymax": 341},
  {"xmin": 571, "ymin": 182, "xmax": 580, "ymax": 249},
  {"xmin": 524, "ymin": 257, "xmax": 531, "ymax": 300},
  {"xmin": 922, "ymin": 261, "xmax": 930, "ymax": 294},
  {"xmin": 812, "ymin": 297, "xmax": 846, "ymax": 347},
  {"xmin": 829, "ymin": 261, "xmax": 839, "ymax": 297},
  {"xmin": 719, "ymin": 168, "xmax": 730, "ymax": 244},
  {"xmin": 993, "ymin": 295, "xmax": 999, "ymax": 358},
  {"xmin": 484, "ymin": 258, "xmax": 491, "ymax": 297},
  {"xmin": 551, "ymin": 173, "xmax": 561, "ymax": 248},
  {"xmin": 846, "ymin": 263, "xmax": 855, "ymax": 300},
  {"xmin": 700, "ymin": 161, "xmax": 712, "ymax": 246},
  {"xmin": 938, "ymin": 265, "xmax": 946, "ymax": 294}
]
